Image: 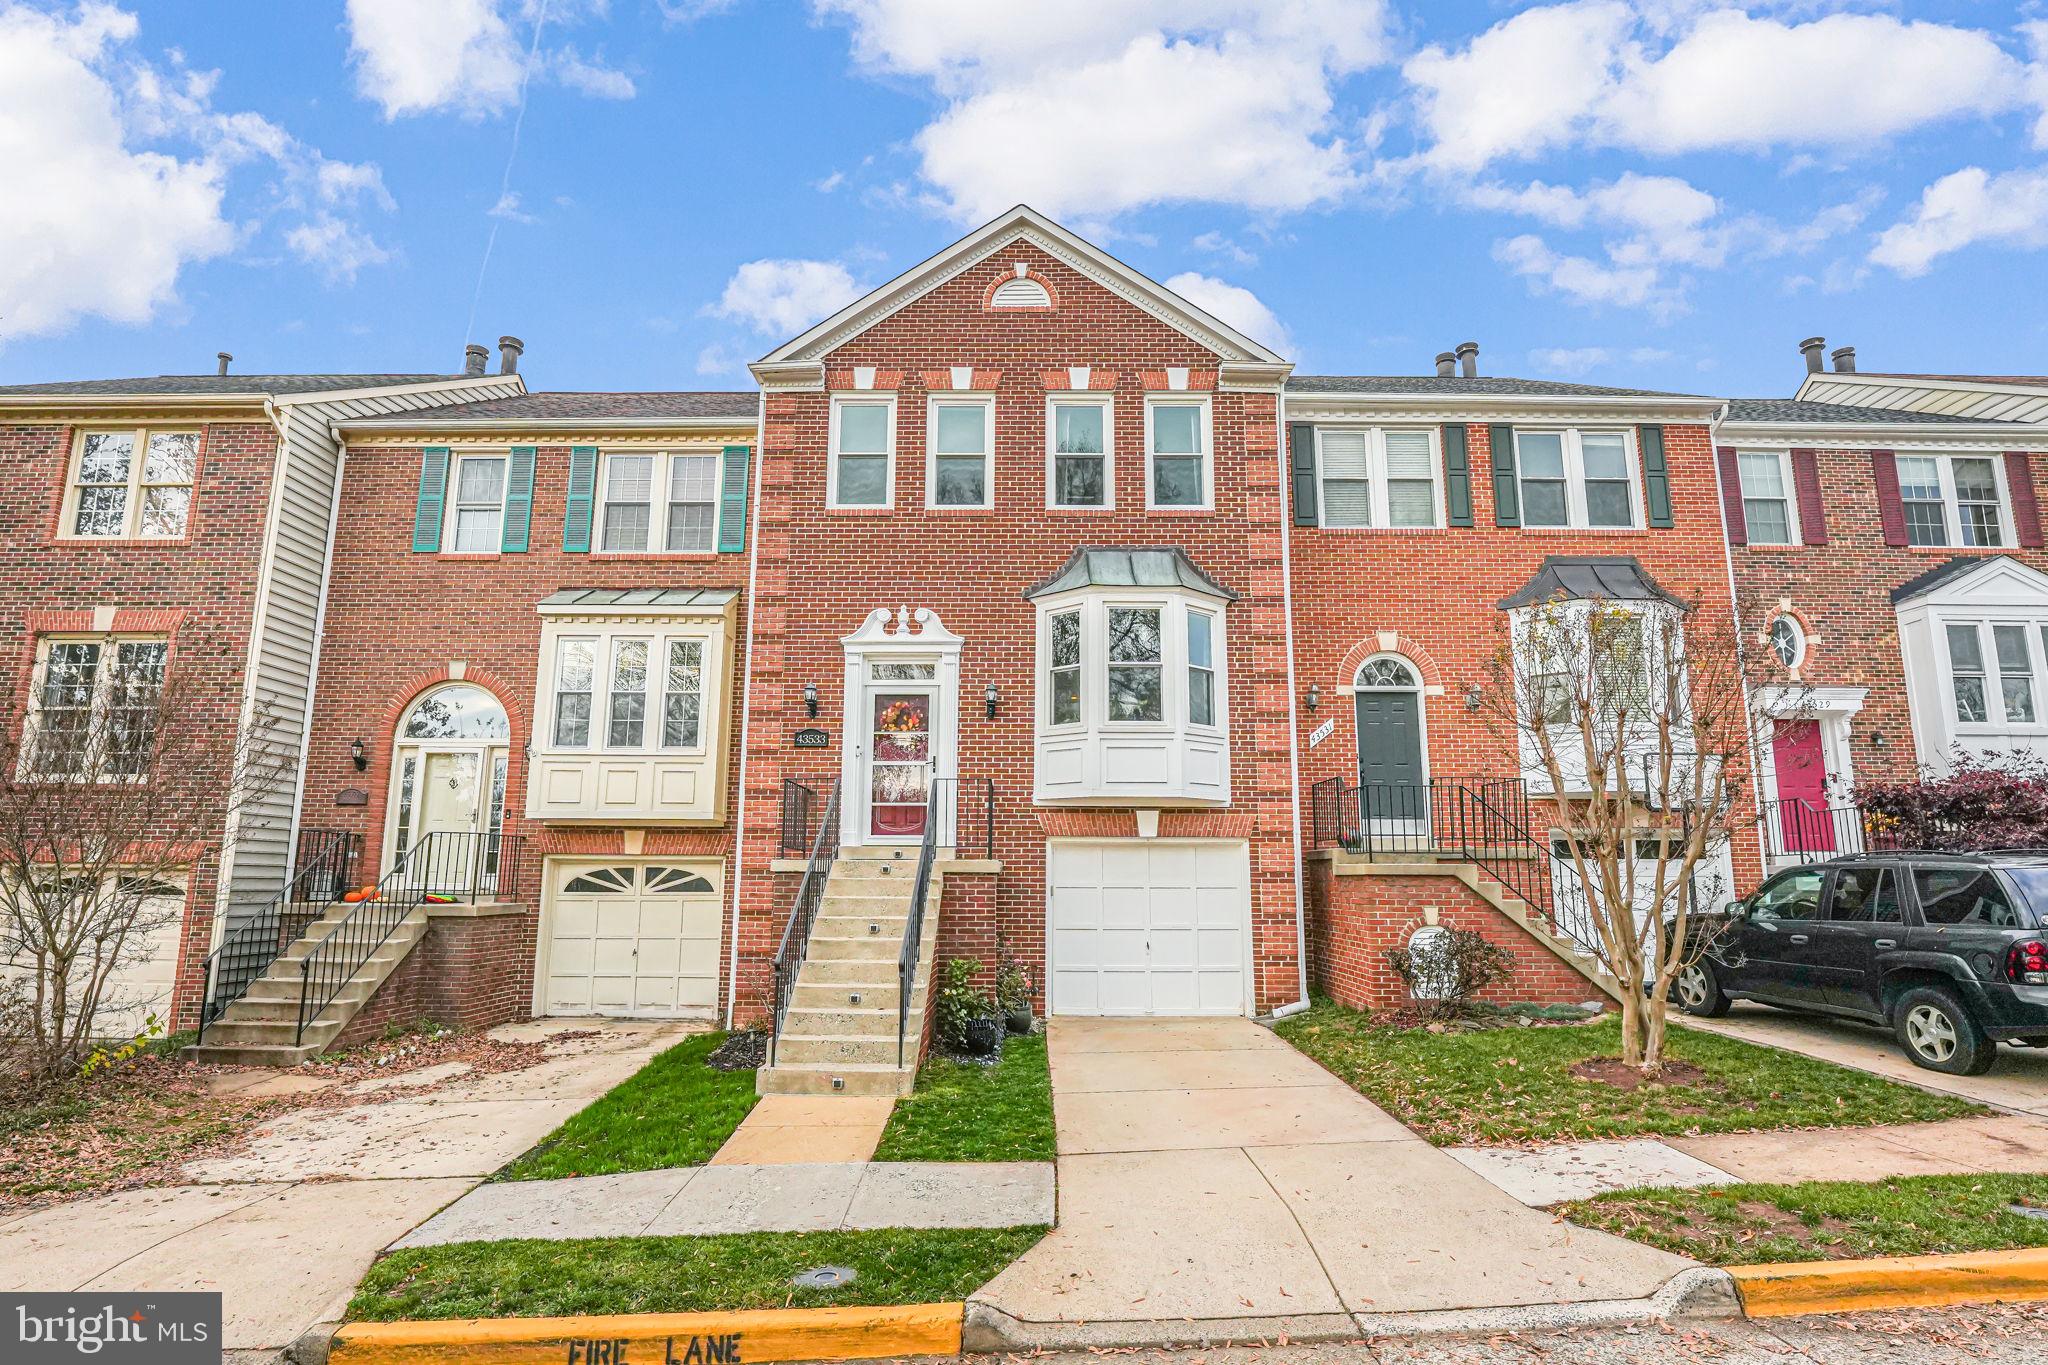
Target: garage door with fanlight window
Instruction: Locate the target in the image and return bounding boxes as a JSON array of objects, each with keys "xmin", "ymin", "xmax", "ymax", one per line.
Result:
[
  {"xmin": 1048, "ymin": 841, "xmax": 1251, "ymax": 1016},
  {"xmin": 541, "ymin": 860, "xmax": 722, "ymax": 1018}
]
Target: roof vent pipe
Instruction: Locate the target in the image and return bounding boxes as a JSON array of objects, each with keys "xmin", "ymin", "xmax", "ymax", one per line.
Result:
[
  {"xmin": 497, "ymin": 335, "xmax": 524, "ymax": 376},
  {"xmin": 465, "ymin": 344, "xmax": 489, "ymax": 377},
  {"xmin": 1434, "ymin": 351, "xmax": 1456, "ymax": 378},
  {"xmin": 216, "ymin": 352, "xmax": 232, "ymax": 376},
  {"xmin": 1456, "ymin": 341, "xmax": 1479, "ymax": 378},
  {"xmin": 1800, "ymin": 336, "xmax": 1826, "ymax": 373},
  {"xmin": 1831, "ymin": 345, "xmax": 1857, "ymax": 374}
]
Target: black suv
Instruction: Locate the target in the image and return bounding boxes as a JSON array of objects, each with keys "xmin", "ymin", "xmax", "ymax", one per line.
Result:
[{"xmin": 1676, "ymin": 852, "xmax": 2048, "ymax": 1076}]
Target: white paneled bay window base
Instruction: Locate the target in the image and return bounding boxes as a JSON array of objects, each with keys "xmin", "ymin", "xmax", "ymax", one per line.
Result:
[{"xmin": 1048, "ymin": 840, "xmax": 1252, "ymax": 1016}]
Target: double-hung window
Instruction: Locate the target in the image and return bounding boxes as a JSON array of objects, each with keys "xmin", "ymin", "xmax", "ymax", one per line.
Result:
[
  {"xmin": 550, "ymin": 631, "xmax": 711, "ymax": 752},
  {"xmin": 1187, "ymin": 609, "xmax": 1217, "ymax": 727},
  {"xmin": 1106, "ymin": 607, "xmax": 1164, "ymax": 721},
  {"xmin": 1049, "ymin": 398, "xmax": 1111, "ymax": 508},
  {"xmin": 1898, "ymin": 455, "xmax": 2005, "ymax": 547},
  {"xmin": 597, "ymin": 452, "xmax": 720, "ymax": 552},
  {"xmin": 928, "ymin": 396, "xmax": 993, "ymax": 508},
  {"xmin": 552, "ymin": 639, "xmax": 596, "ymax": 746},
  {"xmin": 1146, "ymin": 399, "xmax": 1209, "ymax": 509},
  {"xmin": 662, "ymin": 640, "xmax": 704, "ymax": 747},
  {"xmin": 1516, "ymin": 430, "xmax": 1638, "ymax": 529},
  {"xmin": 449, "ymin": 455, "xmax": 507, "ymax": 552},
  {"xmin": 65, "ymin": 428, "xmax": 198, "ymax": 539},
  {"xmin": 1945, "ymin": 621, "xmax": 2043, "ymax": 726},
  {"xmin": 22, "ymin": 637, "xmax": 169, "ymax": 779},
  {"xmin": 1736, "ymin": 451, "xmax": 1797, "ymax": 545},
  {"xmin": 831, "ymin": 398, "xmax": 894, "ymax": 508},
  {"xmin": 607, "ymin": 639, "xmax": 650, "ymax": 747},
  {"xmin": 1047, "ymin": 610, "xmax": 1082, "ymax": 725},
  {"xmin": 1316, "ymin": 428, "xmax": 1440, "ymax": 528}
]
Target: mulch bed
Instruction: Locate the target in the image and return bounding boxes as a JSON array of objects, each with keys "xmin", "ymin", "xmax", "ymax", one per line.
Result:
[
  {"xmin": 705, "ymin": 1028, "xmax": 766, "ymax": 1072},
  {"xmin": 1569, "ymin": 1056, "xmax": 1711, "ymax": 1090}
]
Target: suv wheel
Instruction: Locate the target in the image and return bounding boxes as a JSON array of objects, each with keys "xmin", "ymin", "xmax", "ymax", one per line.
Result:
[
  {"xmin": 1674, "ymin": 960, "xmax": 1730, "ymax": 1018},
  {"xmin": 1893, "ymin": 986, "xmax": 1996, "ymax": 1077}
]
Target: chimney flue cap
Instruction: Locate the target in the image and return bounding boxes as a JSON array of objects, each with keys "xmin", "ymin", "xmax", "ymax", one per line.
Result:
[
  {"xmin": 216, "ymin": 352, "xmax": 232, "ymax": 376},
  {"xmin": 497, "ymin": 335, "xmax": 524, "ymax": 376},
  {"xmin": 464, "ymin": 344, "xmax": 489, "ymax": 377},
  {"xmin": 1434, "ymin": 351, "xmax": 1456, "ymax": 377},
  {"xmin": 1799, "ymin": 336, "xmax": 1826, "ymax": 373},
  {"xmin": 1830, "ymin": 345, "xmax": 1857, "ymax": 374},
  {"xmin": 1455, "ymin": 340, "xmax": 1479, "ymax": 378}
]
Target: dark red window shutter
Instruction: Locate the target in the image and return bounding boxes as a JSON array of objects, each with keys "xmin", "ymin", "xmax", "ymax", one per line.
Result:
[
  {"xmin": 1791, "ymin": 448, "xmax": 1827, "ymax": 545},
  {"xmin": 2006, "ymin": 451, "xmax": 2043, "ymax": 548},
  {"xmin": 1872, "ymin": 450, "xmax": 1908, "ymax": 547},
  {"xmin": 1716, "ymin": 446, "xmax": 1746, "ymax": 545}
]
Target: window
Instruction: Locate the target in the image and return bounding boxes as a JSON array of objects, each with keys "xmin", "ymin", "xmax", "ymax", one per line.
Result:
[
  {"xmin": 606, "ymin": 638, "xmax": 649, "ymax": 747},
  {"xmin": 1830, "ymin": 867, "xmax": 1902, "ymax": 924},
  {"xmin": 66, "ymin": 428, "xmax": 197, "ymax": 539},
  {"xmin": 664, "ymin": 455, "xmax": 719, "ymax": 551},
  {"xmin": 1947, "ymin": 624, "xmax": 1987, "ymax": 722},
  {"xmin": 449, "ymin": 455, "xmax": 506, "ymax": 552},
  {"xmin": 594, "ymin": 452, "xmax": 720, "ymax": 552},
  {"xmin": 1592, "ymin": 614, "xmax": 1651, "ymax": 723},
  {"xmin": 553, "ymin": 639, "xmax": 595, "ymax": 746},
  {"xmin": 1106, "ymin": 607, "xmax": 1163, "ymax": 721},
  {"xmin": 928, "ymin": 397, "xmax": 992, "ymax": 508},
  {"xmin": 1944, "ymin": 621, "xmax": 2046, "ymax": 726},
  {"xmin": 600, "ymin": 454, "xmax": 653, "ymax": 550},
  {"xmin": 1737, "ymin": 451, "xmax": 1797, "ymax": 545},
  {"xmin": 831, "ymin": 398, "xmax": 894, "ymax": 508},
  {"xmin": 1049, "ymin": 398, "xmax": 1111, "ymax": 508},
  {"xmin": 1515, "ymin": 430, "xmax": 1638, "ymax": 529},
  {"xmin": 23, "ymin": 637, "xmax": 168, "ymax": 779},
  {"xmin": 1750, "ymin": 867, "xmax": 1824, "ymax": 922},
  {"xmin": 1316, "ymin": 428, "xmax": 1441, "ymax": 529},
  {"xmin": 1996, "ymin": 624, "xmax": 2037, "ymax": 723},
  {"xmin": 1048, "ymin": 610, "xmax": 1081, "ymax": 726},
  {"xmin": 1146, "ymin": 399, "xmax": 1209, "ymax": 509},
  {"xmin": 1897, "ymin": 455, "xmax": 2006, "ymax": 547},
  {"xmin": 1769, "ymin": 616, "xmax": 1805, "ymax": 670},
  {"xmin": 545, "ymin": 628, "xmax": 720, "ymax": 753},
  {"xmin": 1187, "ymin": 609, "xmax": 1217, "ymax": 727},
  {"xmin": 662, "ymin": 640, "xmax": 703, "ymax": 748},
  {"xmin": 1914, "ymin": 867, "xmax": 2024, "ymax": 928}
]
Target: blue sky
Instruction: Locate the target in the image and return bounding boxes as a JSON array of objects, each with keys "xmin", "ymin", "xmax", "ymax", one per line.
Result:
[{"xmin": 4, "ymin": 1, "xmax": 2047, "ymax": 397}]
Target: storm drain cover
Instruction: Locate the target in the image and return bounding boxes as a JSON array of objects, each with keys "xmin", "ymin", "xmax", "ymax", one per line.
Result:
[
  {"xmin": 2010, "ymin": 1204, "xmax": 2048, "ymax": 1222},
  {"xmin": 792, "ymin": 1265, "xmax": 856, "ymax": 1288}
]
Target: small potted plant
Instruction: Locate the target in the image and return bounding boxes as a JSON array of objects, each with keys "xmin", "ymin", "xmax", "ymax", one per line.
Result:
[
  {"xmin": 936, "ymin": 957, "xmax": 1003, "ymax": 1057},
  {"xmin": 996, "ymin": 958, "xmax": 1033, "ymax": 1034}
]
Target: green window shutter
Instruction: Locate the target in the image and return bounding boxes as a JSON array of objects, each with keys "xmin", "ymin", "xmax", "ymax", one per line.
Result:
[
  {"xmin": 1441, "ymin": 424, "xmax": 1473, "ymax": 527},
  {"xmin": 1638, "ymin": 425, "xmax": 1673, "ymax": 528},
  {"xmin": 717, "ymin": 445, "xmax": 751, "ymax": 553},
  {"xmin": 1488, "ymin": 424, "xmax": 1520, "ymax": 527},
  {"xmin": 501, "ymin": 445, "xmax": 535, "ymax": 552},
  {"xmin": 563, "ymin": 446, "xmax": 597, "ymax": 553},
  {"xmin": 1288, "ymin": 423, "xmax": 1318, "ymax": 526},
  {"xmin": 411, "ymin": 447, "xmax": 449, "ymax": 552}
]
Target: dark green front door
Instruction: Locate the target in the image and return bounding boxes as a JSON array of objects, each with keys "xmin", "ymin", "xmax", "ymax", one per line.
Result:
[{"xmin": 1355, "ymin": 689, "xmax": 1425, "ymax": 821}]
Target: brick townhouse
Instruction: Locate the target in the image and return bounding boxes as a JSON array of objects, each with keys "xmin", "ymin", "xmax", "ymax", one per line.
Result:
[{"xmin": 1717, "ymin": 340, "xmax": 2048, "ymax": 867}]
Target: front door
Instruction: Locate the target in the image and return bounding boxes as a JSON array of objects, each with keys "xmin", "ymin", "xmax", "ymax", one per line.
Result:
[
  {"xmin": 1355, "ymin": 689, "xmax": 1425, "ymax": 824},
  {"xmin": 866, "ymin": 689, "xmax": 934, "ymax": 841},
  {"xmin": 1771, "ymin": 720, "xmax": 1832, "ymax": 854},
  {"xmin": 420, "ymin": 751, "xmax": 484, "ymax": 838}
]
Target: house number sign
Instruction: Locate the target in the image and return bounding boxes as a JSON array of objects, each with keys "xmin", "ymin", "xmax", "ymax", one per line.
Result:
[
  {"xmin": 1308, "ymin": 718, "xmax": 1336, "ymax": 749},
  {"xmin": 793, "ymin": 728, "xmax": 832, "ymax": 748}
]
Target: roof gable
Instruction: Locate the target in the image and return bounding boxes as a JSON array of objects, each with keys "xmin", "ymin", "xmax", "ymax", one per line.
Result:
[
  {"xmin": 1891, "ymin": 554, "xmax": 2048, "ymax": 607},
  {"xmin": 755, "ymin": 205, "xmax": 1287, "ymax": 369}
]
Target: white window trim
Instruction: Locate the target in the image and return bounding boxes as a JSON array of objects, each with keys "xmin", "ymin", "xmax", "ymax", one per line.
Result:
[
  {"xmin": 60, "ymin": 427, "xmax": 199, "ymax": 541},
  {"xmin": 1314, "ymin": 426, "xmax": 1446, "ymax": 530},
  {"xmin": 828, "ymin": 394, "xmax": 897, "ymax": 510},
  {"xmin": 924, "ymin": 392, "xmax": 995, "ymax": 510},
  {"xmin": 1514, "ymin": 428, "xmax": 1644, "ymax": 531},
  {"xmin": 1735, "ymin": 448, "xmax": 1801, "ymax": 546},
  {"xmin": 1940, "ymin": 616, "xmax": 2048, "ymax": 732},
  {"xmin": 1044, "ymin": 606, "xmax": 1085, "ymax": 732},
  {"xmin": 1769, "ymin": 614, "xmax": 1808, "ymax": 673},
  {"xmin": 1035, "ymin": 591, "xmax": 1229, "ymax": 734},
  {"xmin": 17, "ymin": 635, "xmax": 169, "ymax": 782},
  {"xmin": 1897, "ymin": 452, "xmax": 2011, "ymax": 549},
  {"xmin": 535, "ymin": 623, "xmax": 723, "ymax": 757},
  {"xmin": 593, "ymin": 449, "xmax": 724, "ymax": 555},
  {"xmin": 1143, "ymin": 395, "xmax": 1213, "ymax": 512},
  {"xmin": 1044, "ymin": 393, "xmax": 1115, "ymax": 510},
  {"xmin": 442, "ymin": 452, "xmax": 509, "ymax": 555}
]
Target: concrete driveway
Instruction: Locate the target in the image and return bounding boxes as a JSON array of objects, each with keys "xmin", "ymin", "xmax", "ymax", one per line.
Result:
[
  {"xmin": 0, "ymin": 1019, "xmax": 688, "ymax": 1352},
  {"xmin": 1681, "ymin": 1004, "xmax": 2048, "ymax": 1115},
  {"xmin": 974, "ymin": 1017, "xmax": 1696, "ymax": 1342}
]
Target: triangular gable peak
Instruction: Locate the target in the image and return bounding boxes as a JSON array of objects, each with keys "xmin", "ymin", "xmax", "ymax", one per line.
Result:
[
  {"xmin": 753, "ymin": 205, "xmax": 1287, "ymax": 384},
  {"xmin": 1893, "ymin": 555, "xmax": 2048, "ymax": 610}
]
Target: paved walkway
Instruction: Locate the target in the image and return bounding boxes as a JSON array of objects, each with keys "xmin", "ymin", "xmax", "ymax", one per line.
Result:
[
  {"xmin": 711, "ymin": 1094, "xmax": 894, "ymax": 1164},
  {"xmin": 972, "ymin": 1017, "xmax": 1695, "ymax": 1341},
  {"xmin": 398, "ymin": 1160, "xmax": 1053, "ymax": 1246},
  {"xmin": 0, "ymin": 1020, "xmax": 687, "ymax": 1353}
]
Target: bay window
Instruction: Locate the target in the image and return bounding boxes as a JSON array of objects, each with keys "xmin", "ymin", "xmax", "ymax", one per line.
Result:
[
  {"xmin": 1516, "ymin": 429, "xmax": 1639, "ymax": 529},
  {"xmin": 1188, "ymin": 610, "xmax": 1217, "ymax": 727},
  {"xmin": 1898, "ymin": 454, "xmax": 2006, "ymax": 548},
  {"xmin": 552, "ymin": 639, "xmax": 595, "ymax": 746},
  {"xmin": 1048, "ymin": 397, "xmax": 1111, "ymax": 508},
  {"xmin": 1316, "ymin": 427, "xmax": 1441, "ymax": 528},
  {"xmin": 831, "ymin": 397, "xmax": 895, "ymax": 508},
  {"xmin": 928, "ymin": 396, "xmax": 993, "ymax": 508},
  {"xmin": 1107, "ymin": 607, "xmax": 1164, "ymax": 722},
  {"xmin": 65, "ymin": 428, "xmax": 197, "ymax": 539},
  {"xmin": 1146, "ymin": 398, "xmax": 1210, "ymax": 509},
  {"xmin": 607, "ymin": 639, "xmax": 649, "ymax": 746},
  {"xmin": 1048, "ymin": 610, "xmax": 1082, "ymax": 725},
  {"xmin": 1944, "ymin": 621, "xmax": 2044, "ymax": 726}
]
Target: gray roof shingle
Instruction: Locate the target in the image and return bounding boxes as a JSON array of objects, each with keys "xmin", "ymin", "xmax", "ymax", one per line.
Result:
[
  {"xmin": 1497, "ymin": 556, "xmax": 1683, "ymax": 609},
  {"xmin": 1723, "ymin": 398, "xmax": 2027, "ymax": 426},
  {"xmin": 1024, "ymin": 547, "xmax": 1238, "ymax": 601},
  {"xmin": 1889, "ymin": 556, "xmax": 2009, "ymax": 605},
  {"xmin": 386, "ymin": 391, "xmax": 758, "ymax": 422},
  {"xmin": 0, "ymin": 374, "xmax": 458, "ymax": 397},
  {"xmin": 1288, "ymin": 375, "xmax": 1703, "ymax": 399}
]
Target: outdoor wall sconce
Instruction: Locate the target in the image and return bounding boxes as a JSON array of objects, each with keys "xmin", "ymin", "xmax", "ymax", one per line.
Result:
[
  {"xmin": 1465, "ymin": 684, "xmax": 1484, "ymax": 712},
  {"xmin": 350, "ymin": 737, "xmax": 368, "ymax": 771},
  {"xmin": 985, "ymin": 682, "xmax": 1000, "ymax": 719},
  {"xmin": 1304, "ymin": 684, "xmax": 1320, "ymax": 712},
  {"xmin": 1871, "ymin": 732, "xmax": 1888, "ymax": 749},
  {"xmin": 803, "ymin": 682, "xmax": 819, "ymax": 718}
]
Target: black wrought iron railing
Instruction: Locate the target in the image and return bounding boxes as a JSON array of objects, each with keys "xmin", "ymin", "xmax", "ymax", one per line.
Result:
[
  {"xmin": 293, "ymin": 830, "xmax": 525, "ymax": 1046},
  {"xmin": 897, "ymin": 777, "xmax": 950, "ymax": 1068},
  {"xmin": 1757, "ymin": 797, "xmax": 1906, "ymax": 862},
  {"xmin": 198, "ymin": 828, "xmax": 361, "ymax": 1038},
  {"xmin": 769, "ymin": 779, "xmax": 841, "ymax": 1065},
  {"xmin": 780, "ymin": 778, "xmax": 823, "ymax": 857}
]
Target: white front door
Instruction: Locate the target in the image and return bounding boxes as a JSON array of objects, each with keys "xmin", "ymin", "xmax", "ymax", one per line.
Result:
[
  {"xmin": 1048, "ymin": 840, "xmax": 1251, "ymax": 1016},
  {"xmin": 540, "ymin": 859, "xmax": 723, "ymax": 1018},
  {"xmin": 863, "ymin": 686, "xmax": 937, "ymax": 842},
  {"xmin": 421, "ymin": 751, "xmax": 484, "ymax": 836}
]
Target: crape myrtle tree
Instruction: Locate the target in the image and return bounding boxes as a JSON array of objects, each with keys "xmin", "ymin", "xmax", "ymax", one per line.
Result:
[
  {"xmin": 0, "ymin": 636, "xmax": 285, "ymax": 1080},
  {"xmin": 1473, "ymin": 586, "xmax": 1793, "ymax": 1072}
]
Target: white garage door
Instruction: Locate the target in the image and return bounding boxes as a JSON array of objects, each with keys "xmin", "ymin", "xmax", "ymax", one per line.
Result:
[
  {"xmin": 542, "ymin": 860, "xmax": 722, "ymax": 1018},
  {"xmin": 1, "ymin": 875, "xmax": 185, "ymax": 1041},
  {"xmin": 1048, "ymin": 841, "xmax": 1250, "ymax": 1016}
]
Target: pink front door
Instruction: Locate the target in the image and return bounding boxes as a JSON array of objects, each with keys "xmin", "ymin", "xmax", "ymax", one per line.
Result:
[
  {"xmin": 868, "ymin": 691, "xmax": 932, "ymax": 838},
  {"xmin": 1772, "ymin": 719, "xmax": 1832, "ymax": 853}
]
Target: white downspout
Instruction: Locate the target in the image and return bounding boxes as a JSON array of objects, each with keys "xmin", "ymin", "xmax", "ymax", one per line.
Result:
[
  {"xmin": 1275, "ymin": 384, "xmax": 1311, "ymax": 1013},
  {"xmin": 723, "ymin": 390, "xmax": 769, "ymax": 1028},
  {"xmin": 1709, "ymin": 402, "xmax": 1772, "ymax": 880}
]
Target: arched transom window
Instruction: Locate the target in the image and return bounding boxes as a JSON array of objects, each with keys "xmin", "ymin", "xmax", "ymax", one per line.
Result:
[
  {"xmin": 401, "ymin": 684, "xmax": 509, "ymax": 740},
  {"xmin": 1355, "ymin": 656, "xmax": 1419, "ymax": 690}
]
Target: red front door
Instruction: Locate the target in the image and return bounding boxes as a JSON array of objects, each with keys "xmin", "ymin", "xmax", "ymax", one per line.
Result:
[
  {"xmin": 868, "ymin": 691, "xmax": 931, "ymax": 839},
  {"xmin": 1771, "ymin": 719, "xmax": 1832, "ymax": 853}
]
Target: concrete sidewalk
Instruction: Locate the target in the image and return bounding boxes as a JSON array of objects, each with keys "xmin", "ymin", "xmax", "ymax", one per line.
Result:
[{"xmin": 970, "ymin": 1017, "xmax": 1713, "ymax": 1348}]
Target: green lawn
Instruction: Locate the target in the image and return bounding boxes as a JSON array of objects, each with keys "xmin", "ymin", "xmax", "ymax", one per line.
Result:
[
  {"xmin": 1275, "ymin": 1001, "xmax": 1981, "ymax": 1145},
  {"xmin": 495, "ymin": 1032, "xmax": 757, "ymax": 1181},
  {"xmin": 1561, "ymin": 1175, "xmax": 2048, "ymax": 1265},
  {"xmin": 873, "ymin": 1032, "xmax": 1054, "ymax": 1163},
  {"xmin": 347, "ymin": 1228, "xmax": 1048, "ymax": 1320}
]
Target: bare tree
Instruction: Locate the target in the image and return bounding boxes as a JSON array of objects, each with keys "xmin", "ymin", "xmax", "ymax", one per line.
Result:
[
  {"xmin": 0, "ymin": 639, "xmax": 286, "ymax": 1081},
  {"xmin": 1474, "ymin": 589, "xmax": 1792, "ymax": 1072}
]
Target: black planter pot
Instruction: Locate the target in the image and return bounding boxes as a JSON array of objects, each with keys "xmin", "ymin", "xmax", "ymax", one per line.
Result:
[
  {"xmin": 961, "ymin": 1015, "xmax": 1004, "ymax": 1056},
  {"xmin": 1005, "ymin": 1002, "xmax": 1033, "ymax": 1034}
]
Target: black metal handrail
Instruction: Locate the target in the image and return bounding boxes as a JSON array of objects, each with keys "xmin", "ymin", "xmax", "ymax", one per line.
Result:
[
  {"xmin": 769, "ymin": 780, "xmax": 841, "ymax": 1065},
  {"xmin": 293, "ymin": 830, "xmax": 524, "ymax": 1046},
  {"xmin": 897, "ymin": 777, "xmax": 951, "ymax": 1068},
  {"xmin": 1757, "ymin": 797, "xmax": 1896, "ymax": 861},
  {"xmin": 780, "ymin": 778, "xmax": 821, "ymax": 857},
  {"xmin": 198, "ymin": 828, "xmax": 361, "ymax": 1039}
]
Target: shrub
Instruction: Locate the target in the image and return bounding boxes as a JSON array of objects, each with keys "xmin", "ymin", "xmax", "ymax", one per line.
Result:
[
  {"xmin": 933, "ymin": 957, "xmax": 994, "ymax": 1051},
  {"xmin": 1384, "ymin": 923, "xmax": 1516, "ymax": 1020},
  {"xmin": 1859, "ymin": 753, "xmax": 2048, "ymax": 852}
]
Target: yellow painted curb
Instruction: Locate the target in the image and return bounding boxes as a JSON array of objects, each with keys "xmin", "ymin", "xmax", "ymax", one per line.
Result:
[
  {"xmin": 1728, "ymin": 1246, "xmax": 2048, "ymax": 1318},
  {"xmin": 330, "ymin": 1301, "xmax": 963, "ymax": 1365}
]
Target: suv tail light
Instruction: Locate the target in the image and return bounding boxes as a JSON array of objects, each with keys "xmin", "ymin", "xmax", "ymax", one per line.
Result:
[{"xmin": 2009, "ymin": 940, "xmax": 2048, "ymax": 986}]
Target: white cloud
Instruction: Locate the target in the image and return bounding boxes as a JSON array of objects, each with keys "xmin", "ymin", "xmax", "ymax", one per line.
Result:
[
  {"xmin": 1870, "ymin": 166, "xmax": 2048, "ymax": 277},
  {"xmin": 707, "ymin": 259, "xmax": 864, "ymax": 337},
  {"xmin": 284, "ymin": 217, "xmax": 393, "ymax": 283},
  {"xmin": 1191, "ymin": 230, "xmax": 1256, "ymax": 266},
  {"xmin": 1162, "ymin": 271, "xmax": 1291, "ymax": 354},
  {"xmin": 346, "ymin": 0, "xmax": 524, "ymax": 119},
  {"xmin": 1529, "ymin": 347, "xmax": 1613, "ymax": 377},
  {"xmin": 555, "ymin": 46, "xmax": 635, "ymax": 99},
  {"xmin": 1493, "ymin": 235, "xmax": 1677, "ymax": 317}
]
